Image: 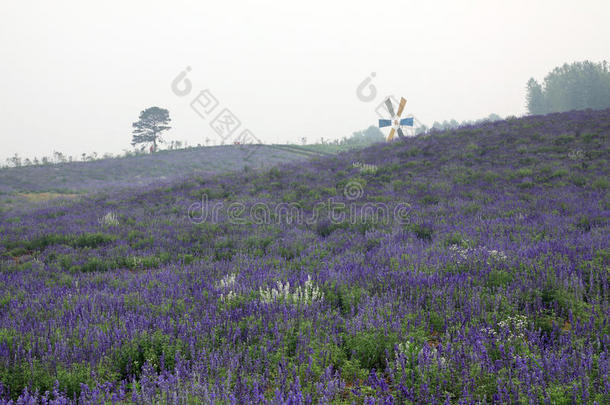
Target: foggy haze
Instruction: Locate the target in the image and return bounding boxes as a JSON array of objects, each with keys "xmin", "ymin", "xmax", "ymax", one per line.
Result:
[{"xmin": 1, "ymin": 0, "xmax": 608, "ymax": 161}]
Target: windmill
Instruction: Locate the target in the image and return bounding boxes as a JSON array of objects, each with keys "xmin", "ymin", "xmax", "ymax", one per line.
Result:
[{"xmin": 378, "ymin": 97, "xmax": 414, "ymax": 141}]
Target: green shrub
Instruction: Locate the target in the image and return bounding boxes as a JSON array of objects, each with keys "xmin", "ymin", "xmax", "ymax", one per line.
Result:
[
  {"xmin": 349, "ymin": 218, "xmax": 378, "ymax": 235},
  {"xmin": 420, "ymin": 194, "xmax": 440, "ymax": 205},
  {"xmin": 342, "ymin": 330, "xmax": 398, "ymax": 371},
  {"xmin": 0, "ymin": 359, "xmax": 97, "ymax": 401},
  {"xmin": 324, "ymin": 284, "xmax": 366, "ymax": 316},
  {"xmin": 428, "ymin": 311, "xmax": 444, "ymax": 332},
  {"xmin": 592, "ymin": 177, "xmax": 608, "ymax": 190},
  {"xmin": 213, "ymin": 238, "xmax": 235, "ymax": 261},
  {"xmin": 110, "ymin": 331, "xmax": 187, "ymax": 380},
  {"xmin": 486, "ymin": 270, "xmax": 513, "ymax": 289},
  {"xmin": 79, "ymin": 257, "xmax": 113, "ymax": 273},
  {"xmin": 553, "ymin": 134, "xmax": 575, "ymax": 146},
  {"xmin": 340, "ymin": 359, "xmax": 369, "ymax": 382},
  {"xmin": 278, "ymin": 241, "xmax": 306, "ymax": 260},
  {"xmin": 442, "ymin": 232, "xmax": 469, "ymax": 248},
  {"xmin": 73, "ymin": 233, "xmax": 117, "ymax": 248},
  {"xmin": 315, "ymin": 220, "xmax": 345, "ymax": 238},
  {"xmin": 245, "ymin": 235, "xmax": 274, "ymax": 256},
  {"xmin": 408, "ymin": 223, "xmax": 434, "ymax": 242},
  {"xmin": 569, "ymin": 174, "xmax": 586, "ymax": 187}
]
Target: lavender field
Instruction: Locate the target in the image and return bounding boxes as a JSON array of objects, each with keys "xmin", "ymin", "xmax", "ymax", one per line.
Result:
[
  {"xmin": 0, "ymin": 144, "xmax": 325, "ymax": 195},
  {"xmin": 0, "ymin": 110, "xmax": 608, "ymax": 403}
]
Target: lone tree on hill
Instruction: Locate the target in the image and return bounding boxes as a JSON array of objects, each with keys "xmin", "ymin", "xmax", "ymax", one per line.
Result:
[{"xmin": 131, "ymin": 107, "xmax": 171, "ymax": 151}]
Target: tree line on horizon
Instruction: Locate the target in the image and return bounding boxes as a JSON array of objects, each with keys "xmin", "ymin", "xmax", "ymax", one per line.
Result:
[{"xmin": 526, "ymin": 60, "xmax": 610, "ymax": 115}]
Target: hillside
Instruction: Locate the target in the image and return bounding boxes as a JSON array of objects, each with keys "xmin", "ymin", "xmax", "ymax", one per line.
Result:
[
  {"xmin": 0, "ymin": 109, "xmax": 608, "ymax": 403},
  {"xmin": 0, "ymin": 144, "xmax": 334, "ymax": 194},
  {"xmin": 0, "ymin": 144, "xmax": 337, "ymax": 213}
]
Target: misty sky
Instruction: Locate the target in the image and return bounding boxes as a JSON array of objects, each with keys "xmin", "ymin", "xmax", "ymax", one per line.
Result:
[{"xmin": 0, "ymin": 0, "xmax": 608, "ymax": 162}]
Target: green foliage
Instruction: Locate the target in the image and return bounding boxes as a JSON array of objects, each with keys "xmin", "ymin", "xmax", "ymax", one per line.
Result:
[
  {"xmin": 343, "ymin": 126, "xmax": 385, "ymax": 147},
  {"xmin": 0, "ymin": 357, "xmax": 98, "ymax": 401},
  {"xmin": 110, "ymin": 331, "xmax": 187, "ymax": 380},
  {"xmin": 592, "ymin": 177, "xmax": 608, "ymax": 190},
  {"xmin": 486, "ymin": 270, "xmax": 513, "ymax": 289},
  {"xmin": 277, "ymin": 239, "xmax": 307, "ymax": 260},
  {"xmin": 428, "ymin": 311, "xmax": 444, "ymax": 332},
  {"xmin": 267, "ymin": 167, "xmax": 282, "ymax": 180},
  {"xmin": 315, "ymin": 220, "xmax": 345, "ymax": 238},
  {"xmin": 324, "ymin": 284, "xmax": 366, "ymax": 316},
  {"xmin": 340, "ymin": 359, "xmax": 369, "ymax": 382},
  {"xmin": 545, "ymin": 384, "xmax": 573, "ymax": 405},
  {"xmin": 349, "ymin": 217, "xmax": 379, "ymax": 235},
  {"xmin": 526, "ymin": 60, "xmax": 610, "ymax": 114},
  {"xmin": 131, "ymin": 106, "xmax": 171, "ymax": 150},
  {"xmin": 245, "ymin": 235, "xmax": 274, "ymax": 256},
  {"xmin": 407, "ymin": 223, "xmax": 434, "ymax": 242},
  {"xmin": 72, "ymin": 233, "xmax": 117, "ymax": 249},
  {"xmin": 526, "ymin": 77, "xmax": 546, "ymax": 115},
  {"xmin": 3, "ymin": 232, "xmax": 116, "ymax": 253},
  {"xmin": 342, "ymin": 330, "xmax": 398, "ymax": 371},
  {"xmin": 442, "ymin": 232, "xmax": 469, "ymax": 248},
  {"xmin": 569, "ymin": 174, "xmax": 587, "ymax": 187},
  {"xmin": 213, "ymin": 237, "xmax": 235, "ymax": 261},
  {"xmin": 540, "ymin": 285, "xmax": 590, "ymax": 320},
  {"xmin": 420, "ymin": 194, "xmax": 440, "ymax": 205}
]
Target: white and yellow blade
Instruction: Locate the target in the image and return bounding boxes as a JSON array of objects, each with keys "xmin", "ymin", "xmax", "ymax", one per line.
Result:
[
  {"xmin": 396, "ymin": 97, "xmax": 406, "ymax": 117},
  {"xmin": 387, "ymin": 128, "xmax": 396, "ymax": 141}
]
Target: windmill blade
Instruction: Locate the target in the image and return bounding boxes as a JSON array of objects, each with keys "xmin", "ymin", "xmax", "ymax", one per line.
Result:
[
  {"xmin": 400, "ymin": 117, "xmax": 414, "ymax": 126},
  {"xmin": 397, "ymin": 127, "xmax": 406, "ymax": 139},
  {"xmin": 378, "ymin": 119, "xmax": 392, "ymax": 128},
  {"xmin": 384, "ymin": 98, "xmax": 395, "ymax": 117},
  {"xmin": 396, "ymin": 97, "xmax": 406, "ymax": 117},
  {"xmin": 387, "ymin": 128, "xmax": 396, "ymax": 141}
]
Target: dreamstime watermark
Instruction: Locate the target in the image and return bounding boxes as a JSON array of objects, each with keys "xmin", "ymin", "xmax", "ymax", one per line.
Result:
[
  {"xmin": 356, "ymin": 72, "xmax": 400, "ymax": 119},
  {"xmin": 356, "ymin": 73, "xmax": 420, "ymax": 137},
  {"xmin": 567, "ymin": 149, "xmax": 585, "ymax": 160},
  {"xmin": 170, "ymin": 66, "xmax": 262, "ymax": 160},
  {"xmin": 187, "ymin": 180, "xmax": 412, "ymax": 226}
]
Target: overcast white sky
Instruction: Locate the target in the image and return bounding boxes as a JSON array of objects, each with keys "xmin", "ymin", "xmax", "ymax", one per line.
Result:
[{"xmin": 0, "ymin": 0, "xmax": 608, "ymax": 162}]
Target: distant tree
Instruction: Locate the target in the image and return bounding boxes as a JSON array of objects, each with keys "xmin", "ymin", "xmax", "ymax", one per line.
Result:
[
  {"xmin": 9, "ymin": 154, "xmax": 22, "ymax": 167},
  {"xmin": 131, "ymin": 107, "xmax": 172, "ymax": 151},
  {"xmin": 53, "ymin": 151, "xmax": 67, "ymax": 163},
  {"xmin": 415, "ymin": 124, "xmax": 428, "ymax": 135},
  {"xmin": 425, "ymin": 114, "xmax": 502, "ymax": 133},
  {"xmin": 343, "ymin": 126, "xmax": 384, "ymax": 146},
  {"xmin": 526, "ymin": 78, "xmax": 546, "ymax": 114},
  {"xmin": 526, "ymin": 60, "xmax": 610, "ymax": 114}
]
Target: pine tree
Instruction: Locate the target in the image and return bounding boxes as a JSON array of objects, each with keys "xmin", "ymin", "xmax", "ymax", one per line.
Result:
[{"xmin": 131, "ymin": 107, "xmax": 172, "ymax": 151}]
